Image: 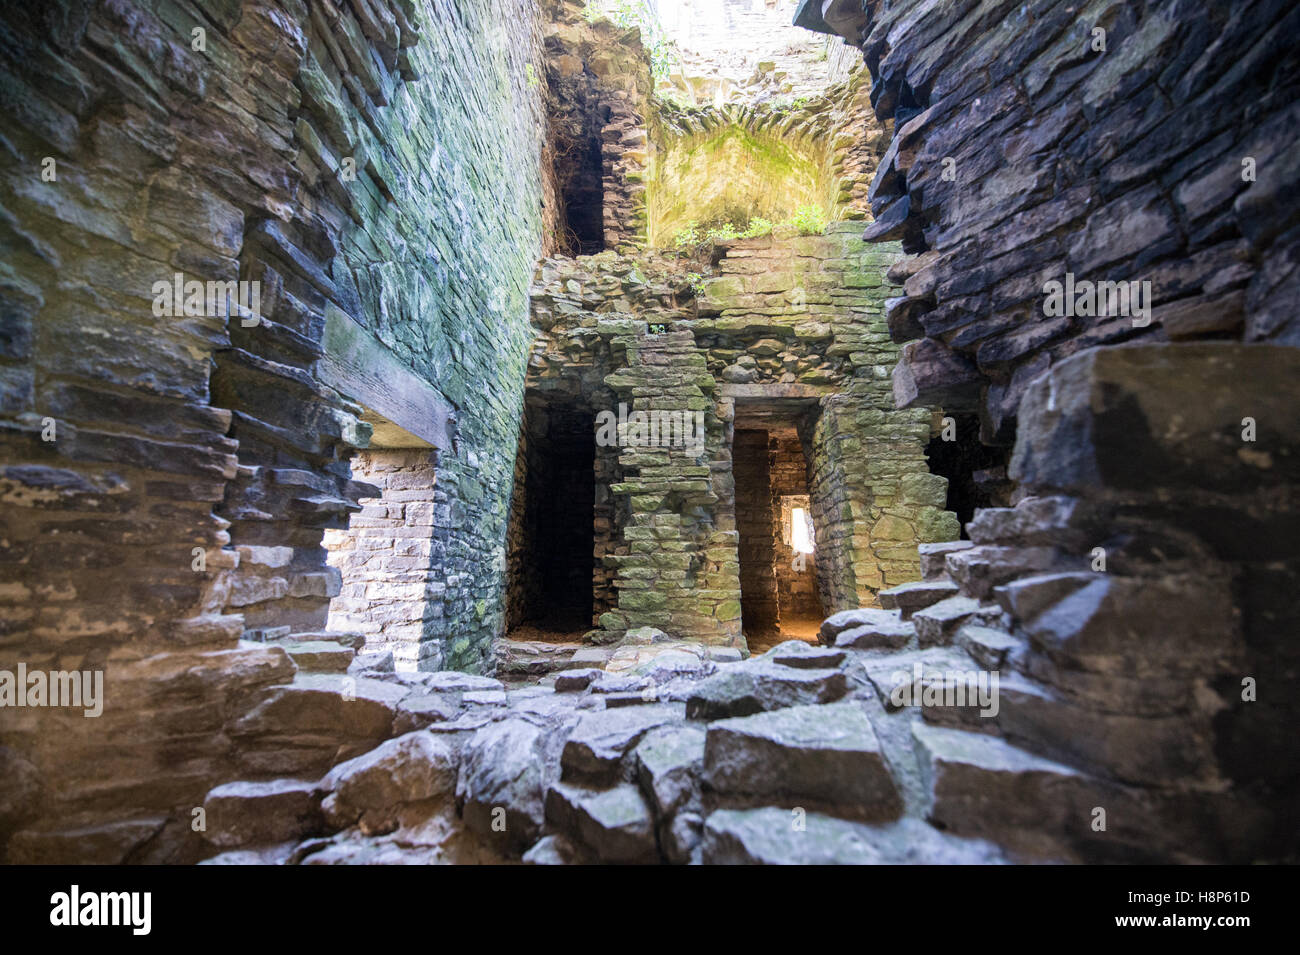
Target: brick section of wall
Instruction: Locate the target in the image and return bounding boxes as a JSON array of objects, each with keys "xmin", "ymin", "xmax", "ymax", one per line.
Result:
[
  {"xmin": 768, "ymin": 432, "xmax": 822, "ymax": 620},
  {"xmin": 324, "ymin": 450, "xmax": 441, "ymax": 671}
]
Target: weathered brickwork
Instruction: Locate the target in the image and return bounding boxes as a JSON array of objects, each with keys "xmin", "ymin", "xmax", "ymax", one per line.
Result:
[
  {"xmin": 523, "ymin": 224, "xmax": 956, "ymax": 646},
  {"xmin": 0, "ymin": 0, "xmax": 549, "ymax": 862},
  {"xmin": 832, "ymin": 0, "xmax": 1300, "ymax": 442},
  {"xmin": 324, "ymin": 450, "xmax": 441, "ymax": 671}
]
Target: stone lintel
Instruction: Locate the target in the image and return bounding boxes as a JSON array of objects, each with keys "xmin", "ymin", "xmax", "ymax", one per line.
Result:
[{"xmin": 320, "ymin": 305, "xmax": 455, "ymax": 451}]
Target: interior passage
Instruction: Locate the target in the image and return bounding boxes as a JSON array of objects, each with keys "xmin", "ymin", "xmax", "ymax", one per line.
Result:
[
  {"xmin": 511, "ymin": 400, "xmax": 597, "ymax": 638},
  {"xmin": 734, "ymin": 426, "xmax": 823, "ymax": 652}
]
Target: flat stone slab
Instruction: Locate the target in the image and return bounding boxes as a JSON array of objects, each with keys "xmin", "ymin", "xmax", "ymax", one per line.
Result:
[
  {"xmin": 703, "ymin": 702, "xmax": 901, "ymax": 818},
  {"xmin": 561, "ymin": 702, "xmax": 687, "ymax": 785},
  {"xmin": 918, "ymin": 540, "xmax": 975, "ymax": 579},
  {"xmin": 878, "ymin": 580, "xmax": 960, "ymax": 618},
  {"xmin": 701, "ymin": 809, "xmax": 1005, "ymax": 865},
  {"xmin": 423, "ymin": 671, "xmax": 504, "ymax": 693},
  {"xmin": 768, "ymin": 641, "xmax": 846, "ymax": 669},
  {"xmin": 496, "ymin": 641, "xmax": 581, "ymax": 677},
  {"xmin": 554, "ymin": 668, "xmax": 602, "ymax": 692},
  {"xmin": 568, "ymin": 647, "xmax": 612, "ymax": 669},
  {"xmin": 281, "ymin": 641, "xmax": 355, "ymax": 673},
  {"xmin": 819, "ymin": 607, "xmax": 912, "ymax": 647},
  {"xmin": 684, "ymin": 659, "xmax": 847, "ymax": 720}
]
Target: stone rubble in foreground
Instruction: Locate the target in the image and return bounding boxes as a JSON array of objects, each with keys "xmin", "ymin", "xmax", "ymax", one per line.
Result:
[{"xmin": 189, "ymin": 545, "xmax": 1213, "ymax": 865}]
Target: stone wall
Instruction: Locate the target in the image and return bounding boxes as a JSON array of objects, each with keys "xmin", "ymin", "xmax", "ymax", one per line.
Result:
[
  {"xmin": 0, "ymin": 0, "xmax": 549, "ymax": 861},
  {"xmin": 542, "ymin": 1, "xmax": 654, "ymax": 252},
  {"xmin": 525, "ymin": 222, "xmax": 957, "ymax": 645},
  {"xmin": 789, "ymin": 0, "xmax": 1300, "ymax": 860},
  {"xmin": 839, "ymin": 0, "xmax": 1300, "ymax": 443},
  {"xmin": 698, "ymin": 224, "xmax": 957, "ymax": 609},
  {"xmin": 647, "ymin": 65, "xmax": 883, "ymax": 245}
]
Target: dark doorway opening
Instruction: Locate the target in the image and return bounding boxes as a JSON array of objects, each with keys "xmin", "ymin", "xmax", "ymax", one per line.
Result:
[
  {"xmin": 512, "ymin": 399, "xmax": 595, "ymax": 636},
  {"xmin": 734, "ymin": 428, "xmax": 778, "ymax": 636},
  {"xmin": 545, "ymin": 53, "xmax": 607, "ymax": 255},
  {"xmin": 924, "ymin": 412, "xmax": 1010, "ymax": 537},
  {"xmin": 561, "ymin": 126, "xmax": 606, "ymax": 254}
]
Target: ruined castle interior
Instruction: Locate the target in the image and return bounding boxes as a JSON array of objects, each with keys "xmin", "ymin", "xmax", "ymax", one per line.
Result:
[{"xmin": 0, "ymin": 0, "xmax": 1296, "ymax": 871}]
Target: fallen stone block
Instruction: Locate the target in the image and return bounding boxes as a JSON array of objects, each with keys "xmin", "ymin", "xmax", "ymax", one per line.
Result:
[
  {"xmin": 203, "ymin": 778, "xmax": 324, "ymax": 847},
  {"xmin": 702, "ymin": 701, "xmax": 901, "ymax": 819},
  {"xmin": 684, "ymin": 659, "xmax": 848, "ymax": 720},
  {"xmin": 321, "ymin": 731, "xmax": 458, "ymax": 835},
  {"xmin": 545, "ymin": 783, "xmax": 658, "ymax": 864},
  {"xmin": 878, "ymin": 580, "xmax": 959, "ymax": 618}
]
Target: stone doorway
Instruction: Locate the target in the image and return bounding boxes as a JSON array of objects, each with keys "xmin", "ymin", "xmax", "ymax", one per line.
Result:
[
  {"xmin": 507, "ymin": 397, "xmax": 598, "ymax": 641},
  {"xmin": 731, "ymin": 399, "xmax": 825, "ymax": 652},
  {"xmin": 324, "ymin": 423, "xmax": 443, "ymax": 672}
]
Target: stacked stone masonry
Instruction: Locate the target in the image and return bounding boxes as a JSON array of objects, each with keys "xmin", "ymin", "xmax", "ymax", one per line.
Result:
[{"xmin": 0, "ymin": 0, "xmax": 1294, "ymax": 868}]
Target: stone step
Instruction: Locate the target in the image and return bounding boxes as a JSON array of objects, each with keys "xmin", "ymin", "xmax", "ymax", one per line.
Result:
[
  {"xmin": 878, "ymin": 579, "xmax": 959, "ymax": 619},
  {"xmin": 201, "ymin": 778, "xmax": 325, "ymax": 848},
  {"xmin": 911, "ymin": 596, "xmax": 1002, "ymax": 647},
  {"xmin": 910, "ymin": 721, "xmax": 1088, "ymax": 861},
  {"xmin": 819, "ymin": 606, "xmax": 915, "ymax": 650},
  {"xmin": 701, "ymin": 809, "xmax": 1005, "ymax": 864},
  {"xmin": 917, "ymin": 540, "xmax": 974, "ymax": 580},
  {"xmin": 956, "ymin": 624, "xmax": 1026, "ymax": 670},
  {"xmin": 702, "ymin": 701, "xmax": 902, "ymax": 820},
  {"xmin": 280, "ymin": 640, "xmax": 355, "ymax": 673},
  {"xmin": 255, "ymin": 629, "xmax": 366, "ymax": 651},
  {"xmin": 858, "ymin": 647, "xmax": 990, "ymax": 714},
  {"xmin": 348, "ymin": 650, "xmax": 395, "ymax": 674},
  {"xmin": 943, "ymin": 544, "xmax": 1063, "ymax": 600},
  {"xmin": 229, "ymin": 673, "xmax": 408, "ymax": 777},
  {"xmin": 684, "ymin": 657, "xmax": 848, "ymax": 720},
  {"xmin": 495, "ymin": 640, "xmax": 584, "ymax": 680}
]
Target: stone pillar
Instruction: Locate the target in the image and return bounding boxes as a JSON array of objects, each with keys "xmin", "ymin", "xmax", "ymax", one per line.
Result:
[{"xmin": 603, "ymin": 328, "xmax": 744, "ymax": 644}]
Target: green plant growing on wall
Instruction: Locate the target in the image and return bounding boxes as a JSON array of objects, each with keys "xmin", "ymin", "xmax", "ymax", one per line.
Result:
[
  {"xmin": 583, "ymin": 0, "xmax": 681, "ymax": 82},
  {"xmin": 672, "ymin": 211, "xmax": 816, "ymax": 250},
  {"xmin": 789, "ymin": 204, "xmax": 828, "ymax": 235}
]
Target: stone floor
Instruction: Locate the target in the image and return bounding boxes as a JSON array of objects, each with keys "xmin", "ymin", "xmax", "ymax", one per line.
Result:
[{"xmin": 194, "ymin": 553, "xmax": 1205, "ymax": 865}]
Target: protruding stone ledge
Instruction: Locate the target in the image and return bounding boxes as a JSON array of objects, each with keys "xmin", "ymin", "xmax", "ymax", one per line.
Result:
[{"xmin": 1010, "ymin": 343, "xmax": 1300, "ymax": 494}]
